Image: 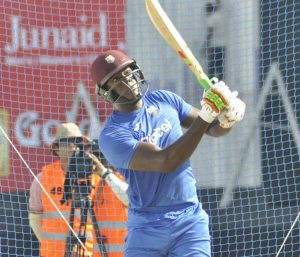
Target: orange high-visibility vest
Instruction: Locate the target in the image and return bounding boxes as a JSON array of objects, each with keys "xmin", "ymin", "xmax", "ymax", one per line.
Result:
[
  {"xmin": 39, "ymin": 160, "xmax": 127, "ymax": 257},
  {"xmin": 40, "ymin": 160, "xmax": 96, "ymax": 257},
  {"xmin": 93, "ymin": 172, "xmax": 128, "ymax": 257}
]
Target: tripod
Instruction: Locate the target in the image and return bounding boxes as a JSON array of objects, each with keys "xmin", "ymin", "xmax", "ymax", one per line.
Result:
[{"xmin": 63, "ymin": 181, "xmax": 108, "ymax": 257}]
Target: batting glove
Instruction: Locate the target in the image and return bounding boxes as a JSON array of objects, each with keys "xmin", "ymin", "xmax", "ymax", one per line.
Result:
[
  {"xmin": 218, "ymin": 91, "xmax": 246, "ymax": 128},
  {"xmin": 199, "ymin": 81, "xmax": 232, "ymax": 123}
]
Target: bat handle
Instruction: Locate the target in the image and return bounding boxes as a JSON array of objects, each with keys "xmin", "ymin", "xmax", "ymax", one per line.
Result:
[{"xmin": 197, "ymin": 75, "xmax": 216, "ymax": 90}]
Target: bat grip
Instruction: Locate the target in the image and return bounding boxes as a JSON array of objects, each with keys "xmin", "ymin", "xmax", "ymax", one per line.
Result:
[{"xmin": 198, "ymin": 75, "xmax": 215, "ymax": 90}]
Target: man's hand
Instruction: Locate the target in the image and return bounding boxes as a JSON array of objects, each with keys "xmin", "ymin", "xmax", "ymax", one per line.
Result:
[
  {"xmin": 199, "ymin": 81, "xmax": 232, "ymax": 123},
  {"xmin": 86, "ymin": 152, "xmax": 108, "ymax": 177},
  {"xmin": 218, "ymin": 91, "xmax": 246, "ymax": 128},
  {"xmin": 87, "ymin": 152, "xmax": 129, "ymax": 205}
]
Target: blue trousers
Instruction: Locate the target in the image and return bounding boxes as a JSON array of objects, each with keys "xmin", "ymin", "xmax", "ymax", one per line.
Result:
[{"xmin": 124, "ymin": 205, "xmax": 211, "ymax": 257}]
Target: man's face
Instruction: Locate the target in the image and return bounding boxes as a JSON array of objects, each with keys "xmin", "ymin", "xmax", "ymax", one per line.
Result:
[
  {"xmin": 105, "ymin": 67, "xmax": 141, "ymax": 103},
  {"xmin": 56, "ymin": 139, "xmax": 77, "ymax": 166}
]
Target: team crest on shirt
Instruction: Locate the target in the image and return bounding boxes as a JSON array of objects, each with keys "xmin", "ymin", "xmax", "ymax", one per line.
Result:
[{"xmin": 146, "ymin": 105, "xmax": 159, "ymax": 117}]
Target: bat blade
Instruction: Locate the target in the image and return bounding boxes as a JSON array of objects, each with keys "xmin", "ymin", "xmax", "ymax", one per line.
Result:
[{"xmin": 145, "ymin": 0, "xmax": 213, "ymax": 90}]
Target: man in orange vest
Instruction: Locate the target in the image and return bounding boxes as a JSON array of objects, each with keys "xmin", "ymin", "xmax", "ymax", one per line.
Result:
[{"xmin": 29, "ymin": 123, "xmax": 128, "ymax": 257}]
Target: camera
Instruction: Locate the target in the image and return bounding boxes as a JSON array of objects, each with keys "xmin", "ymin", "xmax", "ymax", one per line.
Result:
[
  {"xmin": 60, "ymin": 139, "xmax": 108, "ymax": 256},
  {"xmin": 60, "ymin": 139, "xmax": 101, "ymax": 205}
]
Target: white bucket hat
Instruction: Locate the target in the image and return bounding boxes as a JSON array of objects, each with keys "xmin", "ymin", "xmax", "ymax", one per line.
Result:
[{"xmin": 54, "ymin": 123, "xmax": 83, "ymax": 140}]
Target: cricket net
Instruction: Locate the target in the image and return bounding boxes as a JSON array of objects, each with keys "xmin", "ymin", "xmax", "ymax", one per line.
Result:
[{"xmin": 0, "ymin": 0, "xmax": 299, "ymax": 256}]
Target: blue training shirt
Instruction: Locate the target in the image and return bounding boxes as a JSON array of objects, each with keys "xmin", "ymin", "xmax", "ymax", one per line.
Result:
[{"xmin": 99, "ymin": 90, "xmax": 199, "ymax": 215}]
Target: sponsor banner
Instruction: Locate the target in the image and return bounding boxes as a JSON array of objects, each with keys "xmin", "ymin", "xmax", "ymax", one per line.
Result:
[{"xmin": 0, "ymin": 0, "xmax": 126, "ymax": 191}]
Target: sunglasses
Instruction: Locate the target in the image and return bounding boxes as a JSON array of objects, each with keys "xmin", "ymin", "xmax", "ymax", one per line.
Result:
[{"xmin": 57, "ymin": 137, "xmax": 83, "ymax": 146}]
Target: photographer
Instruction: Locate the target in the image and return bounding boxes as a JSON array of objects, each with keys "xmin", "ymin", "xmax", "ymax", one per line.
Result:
[{"xmin": 29, "ymin": 123, "xmax": 128, "ymax": 257}]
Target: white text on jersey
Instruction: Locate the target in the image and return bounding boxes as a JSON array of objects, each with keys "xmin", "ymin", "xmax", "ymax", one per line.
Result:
[{"xmin": 141, "ymin": 119, "xmax": 172, "ymax": 145}]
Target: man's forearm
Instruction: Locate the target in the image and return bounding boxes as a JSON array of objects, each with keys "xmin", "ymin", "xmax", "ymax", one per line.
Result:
[
  {"xmin": 161, "ymin": 115, "xmax": 210, "ymax": 172},
  {"xmin": 29, "ymin": 212, "xmax": 43, "ymax": 241},
  {"xmin": 206, "ymin": 120, "xmax": 231, "ymax": 137},
  {"xmin": 103, "ymin": 172, "xmax": 129, "ymax": 206},
  {"xmin": 129, "ymin": 112, "xmax": 219, "ymax": 173}
]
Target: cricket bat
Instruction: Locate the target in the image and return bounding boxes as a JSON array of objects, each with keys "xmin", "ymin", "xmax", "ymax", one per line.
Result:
[{"xmin": 145, "ymin": 0, "xmax": 213, "ymax": 90}]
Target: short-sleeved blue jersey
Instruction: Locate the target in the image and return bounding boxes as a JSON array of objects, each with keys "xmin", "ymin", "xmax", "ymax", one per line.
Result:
[{"xmin": 99, "ymin": 90, "xmax": 199, "ymax": 215}]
